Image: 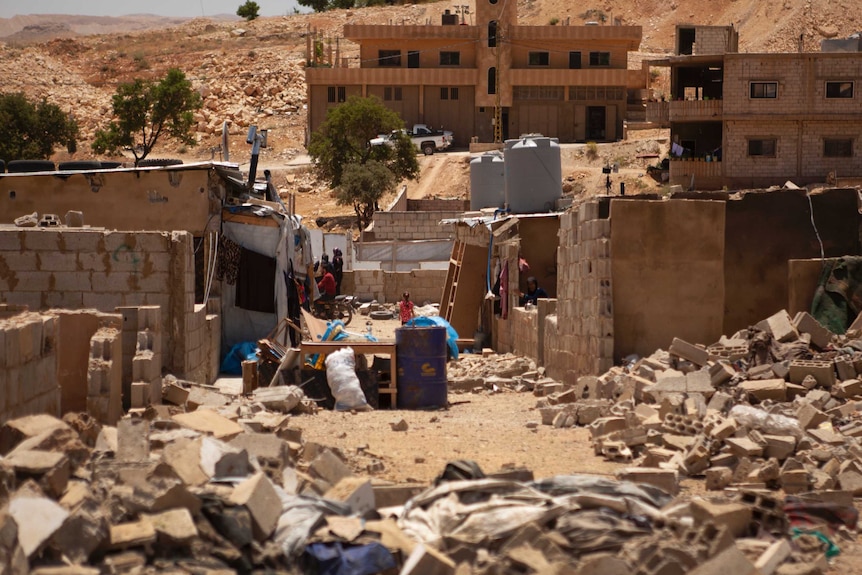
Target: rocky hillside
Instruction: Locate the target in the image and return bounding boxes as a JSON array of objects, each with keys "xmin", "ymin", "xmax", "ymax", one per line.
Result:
[{"xmin": 0, "ymin": 0, "xmax": 858, "ymax": 163}]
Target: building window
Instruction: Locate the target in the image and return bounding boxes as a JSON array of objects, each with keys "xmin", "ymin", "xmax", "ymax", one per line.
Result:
[
  {"xmin": 439, "ymin": 87, "xmax": 460, "ymax": 100},
  {"xmin": 824, "ymin": 138, "xmax": 853, "ymax": 157},
  {"xmin": 750, "ymin": 82, "xmax": 777, "ymax": 98},
  {"xmin": 439, "ymin": 51, "xmax": 461, "ymax": 66},
  {"xmin": 514, "ymin": 86, "xmax": 564, "ymax": 100},
  {"xmin": 528, "ymin": 51, "xmax": 550, "ymax": 66},
  {"xmin": 748, "ymin": 138, "xmax": 777, "ymax": 157},
  {"xmin": 569, "ymin": 86, "xmax": 625, "ymax": 101},
  {"xmin": 826, "ymin": 81, "xmax": 854, "ymax": 98},
  {"xmin": 488, "ymin": 21, "xmax": 497, "ymax": 48},
  {"xmin": 589, "ymin": 52, "xmax": 610, "ymax": 67},
  {"xmin": 327, "ymin": 86, "xmax": 346, "ymax": 103},
  {"xmin": 383, "ymin": 87, "xmax": 403, "ymax": 101},
  {"xmin": 378, "ymin": 50, "xmax": 401, "ymax": 67},
  {"xmin": 488, "ymin": 67, "xmax": 496, "ymax": 95},
  {"xmin": 569, "ymin": 51, "xmax": 582, "ymax": 69}
]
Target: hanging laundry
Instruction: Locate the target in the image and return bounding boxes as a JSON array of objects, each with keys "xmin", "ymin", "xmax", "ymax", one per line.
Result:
[{"xmin": 216, "ymin": 236, "xmax": 242, "ymax": 285}]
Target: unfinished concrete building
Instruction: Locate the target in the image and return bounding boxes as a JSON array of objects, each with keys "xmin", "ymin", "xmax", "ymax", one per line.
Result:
[
  {"xmin": 647, "ymin": 26, "xmax": 862, "ymax": 189},
  {"xmin": 305, "ymin": 1, "xmax": 644, "ymax": 144},
  {"xmin": 452, "ymin": 189, "xmax": 860, "ymax": 381},
  {"xmin": 0, "ymin": 163, "xmax": 307, "ymax": 423}
]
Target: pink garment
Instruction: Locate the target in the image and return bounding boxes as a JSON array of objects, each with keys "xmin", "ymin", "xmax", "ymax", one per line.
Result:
[{"xmin": 500, "ymin": 259, "xmax": 509, "ymax": 320}]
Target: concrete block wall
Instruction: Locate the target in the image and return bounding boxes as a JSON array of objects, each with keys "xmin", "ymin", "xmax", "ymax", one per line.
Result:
[
  {"xmin": 184, "ymin": 301, "xmax": 222, "ymax": 386},
  {"xmin": 694, "ymin": 27, "xmax": 734, "ymax": 55},
  {"xmin": 0, "ymin": 229, "xmax": 220, "ymax": 384},
  {"xmin": 87, "ymin": 327, "xmax": 122, "ymax": 424},
  {"xmin": 547, "ymin": 200, "xmax": 614, "ymax": 380},
  {"xmin": 406, "ymin": 199, "xmax": 470, "ymax": 211},
  {"xmin": 511, "ymin": 307, "xmax": 539, "ymax": 361},
  {"xmin": 0, "ymin": 311, "xmax": 60, "ymax": 425},
  {"xmin": 372, "ymin": 211, "xmax": 460, "ymax": 241},
  {"xmin": 342, "ymin": 269, "xmax": 446, "ymax": 304},
  {"xmin": 724, "ymin": 120, "xmax": 799, "ymax": 180}
]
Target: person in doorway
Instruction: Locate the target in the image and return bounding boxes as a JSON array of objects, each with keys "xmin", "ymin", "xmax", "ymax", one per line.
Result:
[
  {"xmin": 317, "ymin": 263, "xmax": 337, "ymax": 302},
  {"xmin": 399, "ymin": 292, "xmax": 415, "ymax": 325},
  {"xmin": 332, "ymin": 247, "xmax": 344, "ymax": 295},
  {"xmin": 519, "ymin": 276, "xmax": 548, "ymax": 306}
]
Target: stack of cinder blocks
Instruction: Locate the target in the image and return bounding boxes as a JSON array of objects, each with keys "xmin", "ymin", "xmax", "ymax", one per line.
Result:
[
  {"xmin": 119, "ymin": 306, "xmax": 162, "ymax": 410},
  {"xmin": 86, "ymin": 327, "xmax": 122, "ymax": 425}
]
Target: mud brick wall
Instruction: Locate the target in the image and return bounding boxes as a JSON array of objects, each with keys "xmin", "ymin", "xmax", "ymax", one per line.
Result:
[
  {"xmin": 547, "ymin": 200, "xmax": 614, "ymax": 380},
  {"xmin": 511, "ymin": 307, "xmax": 539, "ymax": 361},
  {"xmin": 0, "ymin": 311, "xmax": 60, "ymax": 425},
  {"xmin": 371, "ymin": 211, "xmax": 460, "ymax": 241},
  {"xmin": 342, "ymin": 269, "xmax": 447, "ymax": 304},
  {"xmin": 0, "ymin": 229, "xmax": 220, "ymax": 383}
]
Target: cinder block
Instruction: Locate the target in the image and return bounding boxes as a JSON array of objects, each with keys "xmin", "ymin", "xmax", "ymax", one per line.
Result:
[
  {"xmin": 669, "ymin": 337, "xmax": 709, "ymax": 366},
  {"xmin": 130, "ymin": 382, "xmax": 150, "ymax": 408}
]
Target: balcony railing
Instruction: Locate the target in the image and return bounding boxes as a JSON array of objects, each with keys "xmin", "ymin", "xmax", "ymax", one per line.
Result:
[
  {"xmin": 645, "ymin": 101, "xmax": 669, "ymax": 124},
  {"xmin": 669, "ymin": 158, "xmax": 722, "ymax": 186},
  {"xmin": 668, "ymin": 99, "xmax": 723, "ymax": 121}
]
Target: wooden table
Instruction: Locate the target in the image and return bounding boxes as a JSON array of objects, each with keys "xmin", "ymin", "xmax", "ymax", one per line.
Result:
[{"xmin": 299, "ymin": 341, "xmax": 398, "ymax": 407}]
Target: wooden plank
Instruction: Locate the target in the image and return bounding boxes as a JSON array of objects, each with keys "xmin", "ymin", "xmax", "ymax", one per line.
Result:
[
  {"xmin": 301, "ymin": 308, "xmax": 330, "ymax": 342},
  {"xmin": 222, "ymin": 210, "xmax": 280, "ymax": 227}
]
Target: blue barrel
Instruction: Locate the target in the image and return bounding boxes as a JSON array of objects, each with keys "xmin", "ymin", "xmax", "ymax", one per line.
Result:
[{"xmin": 396, "ymin": 326, "xmax": 448, "ymax": 409}]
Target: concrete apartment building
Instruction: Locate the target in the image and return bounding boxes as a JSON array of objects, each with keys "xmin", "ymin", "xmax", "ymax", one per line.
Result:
[
  {"xmin": 305, "ymin": 1, "xmax": 643, "ymax": 144},
  {"xmin": 648, "ymin": 25, "xmax": 862, "ymax": 189}
]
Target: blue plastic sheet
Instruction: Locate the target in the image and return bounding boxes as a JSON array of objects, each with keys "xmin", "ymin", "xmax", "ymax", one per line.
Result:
[
  {"xmin": 406, "ymin": 316, "xmax": 460, "ymax": 360},
  {"xmin": 302, "ymin": 541, "xmax": 396, "ymax": 575},
  {"xmin": 220, "ymin": 341, "xmax": 258, "ymax": 375}
]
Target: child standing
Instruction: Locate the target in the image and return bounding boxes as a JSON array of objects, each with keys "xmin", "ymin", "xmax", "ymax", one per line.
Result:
[{"xmin": 399, "ymin": 292, "xmax": 415, "ymax": 325}]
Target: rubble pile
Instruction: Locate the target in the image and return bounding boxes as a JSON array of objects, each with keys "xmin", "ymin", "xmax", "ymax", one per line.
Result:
[
  {"xmin": 536, "ymin": 309, "xmax": 862, "ymax": 497},
  {"xmin": 447, "ymin": 352, "xmax": 547, "ymax": 393}
]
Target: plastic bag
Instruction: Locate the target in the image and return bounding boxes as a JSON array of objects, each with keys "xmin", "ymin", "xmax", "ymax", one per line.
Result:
[
  {"xmin": 325, "ymin": 347, "xmax": 372, "ymax": 411},
  {"xmin": 729, "ymin": 405, "xmax": 803, "ymax": 438}
]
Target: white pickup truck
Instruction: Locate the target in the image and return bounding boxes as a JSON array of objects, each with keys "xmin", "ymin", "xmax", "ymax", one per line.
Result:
[{"xmin": 370, "ymin": 124, "xmax": 454, "ymax": 155}]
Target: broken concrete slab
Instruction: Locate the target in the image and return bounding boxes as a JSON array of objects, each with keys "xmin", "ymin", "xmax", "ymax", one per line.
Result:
[
  {"xmin": 229, "ymin": 472, "xmax": 281, "ymax": 542},
  {"xmin": 0, "ymin": 414, "xmax": 70, "ymax": 455},
  {"xmin": 309, "ymin": 449, "xmax": 353, "ymax": 486},
  {"xmin": 669, "ymin": 338, "xmax": 709, "ymax": 366},
  {"xmin": 117, "ymin": 418, "xmax": 150, "ymax": 463},
  {"xmin": 9, "ymin": 496, "xmax": 69, "ymax": 557},
  {"xmin": 738, "ymin": 379, "xmax": 787, "ymax": 402},
  {"xmin": 109, "ymin": 518, "xmax": 157, "ymax": 550},
  {"xmin": 756, "ymin": 310, "xmax": 799, "ymax": 343},
  {"xmin": 324, "ymin": 477, "xmax": 376, "ymax": 514},
  {"xmin": 252, "ymin": 386, "xmax": 304, "ymax": 413},
  {"xmin": 145, "ymin": 508, "xmax": 198, "ymax": 545},
  {"xmin": 172, "ymin": 409, "xmax": 244, "ymax": 440},
  {"xmin": 199, "ymin": 436, "xmax": 252, "ymax": 479},
  {"xmin": 616, "ymin": 467, "xmax": 678, "ymax": 495}
]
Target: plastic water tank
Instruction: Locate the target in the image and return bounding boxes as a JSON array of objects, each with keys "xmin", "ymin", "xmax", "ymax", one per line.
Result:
[
  {"xmin": 504, "ymin": 136, "xmax": 562, "ymax": 213},
  {"xmin": 469, "ymin": 152, "xmax": 505, "ymax": 210}
]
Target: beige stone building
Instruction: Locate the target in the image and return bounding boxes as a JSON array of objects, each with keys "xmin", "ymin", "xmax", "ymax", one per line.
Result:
[
  {"xmin": 306, "ymin": 2, "xmax": 643, "ymax": 144},
  {"xmin": 648, "ymin": 26, "xmax": 862, "ymax": 189}
]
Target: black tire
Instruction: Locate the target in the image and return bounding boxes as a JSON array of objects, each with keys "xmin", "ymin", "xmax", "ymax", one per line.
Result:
[
  {"xmin": 138, "ymin": 158, "xmax": 183, "ymax": 167},
  {"xmin": 58, "ymin": 161, "xmax": 102, "ymax": 171},
  {"xmin": 99, "ymin": 161, "xmax": 123, "ymax": 169},
  {"xmin": 0, "ymin": 160, "xmax": 5, "ymax": 173},
  {"xmin": 422, "ymin": 142, "xmax": 435, "ymax": 156},
  {"xmin": 334, "ymin": 302, "xmax": 353, "ymax": 326},
  {"xmin": 7, "ymin": 160, "xmax": 55, "ymax": 173},
  {"xmin": 370, "ymin": 310, "xmax": 393, "ymax": 321}
]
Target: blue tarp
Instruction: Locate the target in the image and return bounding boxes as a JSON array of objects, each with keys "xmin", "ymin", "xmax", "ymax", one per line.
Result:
[
  {"xmin": 220, "ymin": 341, "xmax": 258, "ymax": 375},
  {"xmin": 406, "ymin": 316, "xmax": 460, "ymax": 360},
  {"xmin": 302, "ymin": 541, "xmax": 396, "ymax": 575}
]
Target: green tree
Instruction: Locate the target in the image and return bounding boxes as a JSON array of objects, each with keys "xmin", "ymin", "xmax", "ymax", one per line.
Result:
[
  {"xmin": 92, "ymin": 68, "xmax": 202, "ymax": 166},
  {"xmin": 236, "ymin": 1, "xmax": 260, "ymax": 20},
  {"xmin": 308, "ymin": 95, "xmax": 419, "ymax": 229},
  {"xmin": 0, "ymin": 92, "xmax": 78, "ymax": 161},
  {"xmin": 297, "ymin": 0, "xmax": 330, "ymax": 12}
]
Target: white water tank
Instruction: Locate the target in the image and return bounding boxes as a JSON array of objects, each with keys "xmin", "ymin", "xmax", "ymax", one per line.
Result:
[
  {"xmin": 469, "ymin": 152, "xmax": 505, "ymax": 210},
  {"xmin": 504, "ymin": 136, "xmax": 562, "ymax": 214}
]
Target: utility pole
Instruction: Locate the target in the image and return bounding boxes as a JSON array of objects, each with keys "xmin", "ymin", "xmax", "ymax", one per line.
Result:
[{"xmin": 493, "ymin": 25, "xmax": 503, "ymax": 144}]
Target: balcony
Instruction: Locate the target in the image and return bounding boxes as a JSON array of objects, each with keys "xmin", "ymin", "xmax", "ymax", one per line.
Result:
[
  {"xmin": 668, "ymin": 99, "xmax": 723, "ymax": 122},
  {"xmin": 669, "ymin": 158, "xmax": 723, "ymax": 189},
  {"xmin": 645, "ymin": 101, "xmax": 669, "ymax": 124}
]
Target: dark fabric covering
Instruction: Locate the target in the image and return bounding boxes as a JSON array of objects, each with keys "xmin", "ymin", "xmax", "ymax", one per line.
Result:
[
  {"xmin": 236, "ymin": 247, "xmax": 276, "ymax": 314},
  {"xmin": 811, "ymin": 257, "xmax": 862, "ymax": 334},
  {"xmin": 286, "ymin": 260, "xmax": 302, "ymax": 347},
  {"xmin": 216, "ymin": 235, "xmax": 241, "ymax": 285}
]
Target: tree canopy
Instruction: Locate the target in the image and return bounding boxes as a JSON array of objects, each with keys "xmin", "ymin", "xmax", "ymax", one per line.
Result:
[
  {"xmin": 0, "ymin": 92, "xmax": 78, "ymax": 161},
  {"xmin": 92, "ymin": 68, "xmax": 202, "ymax": 166},
  {"xmin": 308, "ymin": 95, "xmax": 419, "ymax": 229},
  {"xmin": 236, "ymin": 1, "xmax": 260, "ymax": 20}
]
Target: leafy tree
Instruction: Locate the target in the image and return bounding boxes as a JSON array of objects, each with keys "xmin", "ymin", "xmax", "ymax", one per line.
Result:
[
  {"xmin": 308, "ymin": 95, "xmax": 419, "ymax": 229},
  {"xmin": 92, "ymin": 68, "xmax": 202, "ymax": 166},
  {"xmin": 236, "ymin": 1, "xmax": 260, "ymax": 20},
  {"xmin": 0, "ymin": 92, "xmax": 78, "ymax": 161},
  {"xmin": 297, "ymin": 0, "xmax": 331, "ymax": 12}
]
